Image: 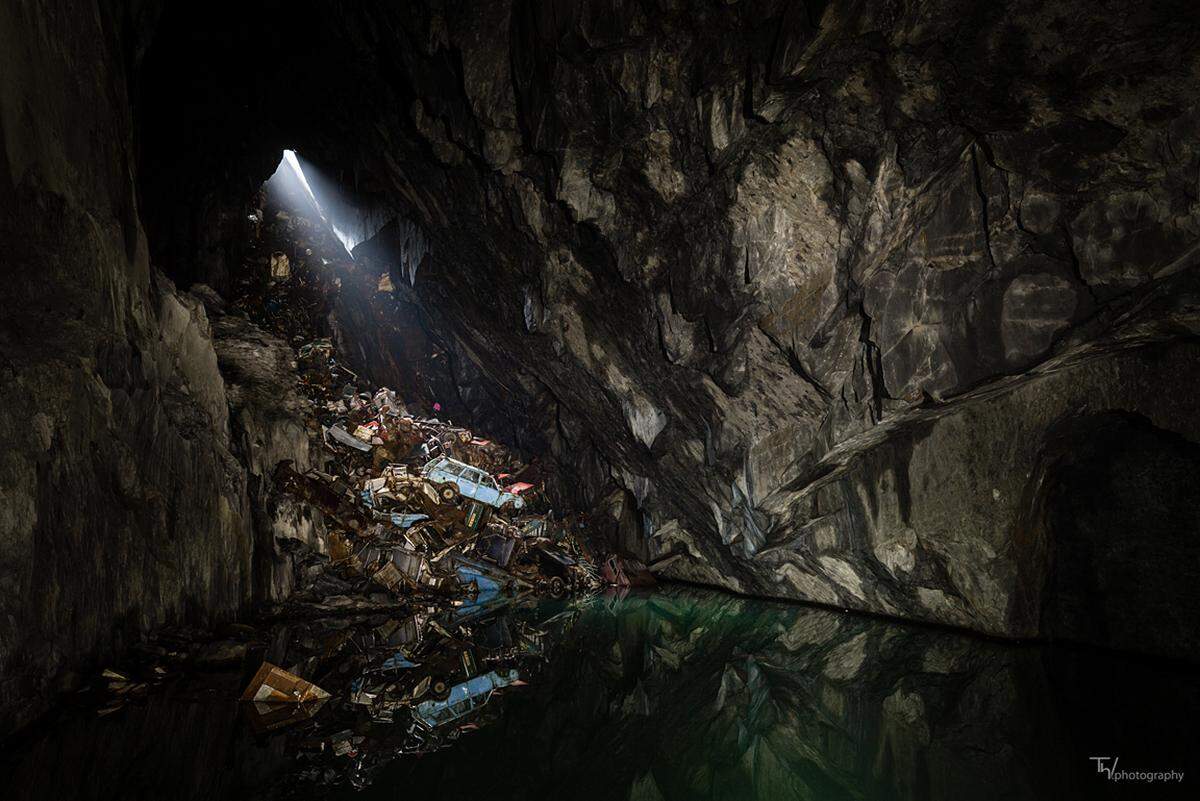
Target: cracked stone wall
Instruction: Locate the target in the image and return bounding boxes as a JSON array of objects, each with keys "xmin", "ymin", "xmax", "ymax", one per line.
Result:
[{"xmin": 129, "ymin": 0, "xmax": 1200, "ymax": 658}]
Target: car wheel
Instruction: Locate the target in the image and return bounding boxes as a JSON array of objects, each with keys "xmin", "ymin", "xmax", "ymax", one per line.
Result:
[
  {"xmin": 439, "ymin": 484, "xmax": 459, "ymax": 503},
  {"xmin": 431, "ymin": 680, "xmax": 449, "ymax": 700}
]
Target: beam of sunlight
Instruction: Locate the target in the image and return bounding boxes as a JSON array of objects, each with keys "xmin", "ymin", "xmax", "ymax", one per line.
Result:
[{"xmin": 282, "ymin": 149, "xmax": 356, "ymax": 257}]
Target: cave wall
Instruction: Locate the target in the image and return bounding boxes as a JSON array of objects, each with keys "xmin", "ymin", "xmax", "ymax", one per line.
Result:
[
  {"xmin": 279, "ymin": 0, "xmax": 1200, "ymax": 655},
  {"xmin": 0, "ymin": 0, "xmax": 322, "ymax": 736},
  {"xmin": 744, "ymin": 339, "xmax": 1200, "ymax": 659},
  {"xmin": 125, "ymin": 0, "xmax": 1200, "ymax": 658},
  {"xmin": 1034, "ymin": 406, "xmax": 1200, "ymax": 662}
]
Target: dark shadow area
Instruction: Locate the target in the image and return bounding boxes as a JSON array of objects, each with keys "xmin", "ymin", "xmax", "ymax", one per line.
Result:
[{"xmin": 1037, "ymin": 410, "xmax": 1200, "ymax": 660}]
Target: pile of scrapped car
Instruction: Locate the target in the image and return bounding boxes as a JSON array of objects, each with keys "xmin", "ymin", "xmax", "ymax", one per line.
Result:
[
  {"xmin": 232, "ymin": 194, "xmax": 603, "ymax": 606},
  {"xmin": 213, "ymin": 188, "xmax": 614, "ymax": 790},
  {"xmin": 240, "ymin": 352, "xmax": 603, "ymax": 788},
  {"xmin": 66, "ymin": 175, "xmax": 656, "ymax": 793},
  {"xmin": 275, "ymin": 378, "xmax": 602, "ymax": 601}
]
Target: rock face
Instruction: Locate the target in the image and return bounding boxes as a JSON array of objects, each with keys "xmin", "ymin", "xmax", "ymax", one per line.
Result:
[
  {"xmin": 198, "ymin": 289, "xmax": 328, "ymax": 604},
  {"xmin": 749, "ymin": 338, "xmax": 1200, "ymax": 658},
  {"xmin": 139, "ymin": 1, "xmax": 1200, "ymax": 656},
  {"xmin": 0, "ymin": 2, "xmax": 319, "ymax": 735}
]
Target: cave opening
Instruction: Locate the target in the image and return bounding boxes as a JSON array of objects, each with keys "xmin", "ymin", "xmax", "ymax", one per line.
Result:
[
  {"xmin": 269, "ymin": 150, "xmax": 351, "ymax": 256},
  {"xmin": 3, "ymin": 1, "xmax": 1200, "ymax": 798}
]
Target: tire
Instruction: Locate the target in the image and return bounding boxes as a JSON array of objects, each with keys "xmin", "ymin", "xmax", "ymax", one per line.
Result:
[
  {"xmin": 431, "ymin": 680, "xmax": 449, "ymax": 700},
  {"xmin": 439, "ymin": 484, "xmax": 459, "ymax": 503},
  {"xmin": 549, "ymin": 577, "xmax": 566, "ymax": 597}
]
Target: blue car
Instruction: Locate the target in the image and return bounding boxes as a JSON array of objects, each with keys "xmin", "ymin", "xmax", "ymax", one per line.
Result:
[
  {"xmin": 413, "ymin": 669, "xmax": 521, "ymax": 729},
  {"xmin": 421, "ymin": 457, "xmax": 526, "ymax": 510}
]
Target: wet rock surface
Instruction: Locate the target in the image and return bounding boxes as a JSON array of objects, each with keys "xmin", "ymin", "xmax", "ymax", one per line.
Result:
[
  {"xmin": 0, "ymin": 1, "xmax": 246, "ymax": 733},
  {"xmin": 201, "ymin": 295, "xmax": 329, "ymax": 603}
]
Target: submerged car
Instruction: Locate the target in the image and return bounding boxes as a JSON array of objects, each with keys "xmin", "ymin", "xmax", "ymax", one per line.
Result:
[
  {"xmin": 412, "ymin": 669, "xmax": 521, "ymax": 729},
  {"xmin": 421, "ymin": 457, "xmax": 527, "ymax": 510}
]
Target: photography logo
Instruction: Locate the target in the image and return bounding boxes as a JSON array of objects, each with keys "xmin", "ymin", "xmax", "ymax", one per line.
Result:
[{"xmin": 1090, "ymin": 757, "xmax": 1185, "ymax": 784}]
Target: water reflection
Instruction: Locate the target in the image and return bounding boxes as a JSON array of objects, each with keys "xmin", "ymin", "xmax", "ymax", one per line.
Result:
[{"xmin": 4, "ymin": 587, "xmax": 1197, "ymax": 800}]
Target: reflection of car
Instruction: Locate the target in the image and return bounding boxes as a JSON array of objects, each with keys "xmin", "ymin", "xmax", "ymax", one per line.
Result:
[
  {"xmin": 413, "ymin": 669, "xmax": 520, "ymax": 729},
  {"xmin": 422, "ymin": 457, "xmax": 526, "ymax": 510}
]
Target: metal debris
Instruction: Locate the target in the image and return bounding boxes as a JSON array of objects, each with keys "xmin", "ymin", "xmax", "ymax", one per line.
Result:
[{"xmin": 240, "ymin": 662, "xmax": 331, "ymax": 704}]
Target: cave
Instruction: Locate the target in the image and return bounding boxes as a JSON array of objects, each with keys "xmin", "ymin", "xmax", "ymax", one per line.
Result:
[{"xmin": 2, "ymin": 1, "xmax": 1199, "ymax": 798}]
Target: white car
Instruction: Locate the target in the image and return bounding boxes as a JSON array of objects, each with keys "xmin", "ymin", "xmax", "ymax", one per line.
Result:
[{"xmin": 421, "ymin": 457, "xmax": 526, "ymax": 510}]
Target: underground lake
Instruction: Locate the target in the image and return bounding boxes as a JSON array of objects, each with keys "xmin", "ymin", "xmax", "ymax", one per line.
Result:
[{"xmin": 3, "ymin": 587, "xmax": 1196, "ymax": 800}]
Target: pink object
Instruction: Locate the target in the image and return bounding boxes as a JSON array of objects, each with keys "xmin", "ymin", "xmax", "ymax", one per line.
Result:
[
  {"xmin": 506, "ymin": 482, "xmax": 534, "ymax": 494},
  {"xmin": 432, "ymin": 402, "xmax": 442, "ymax": 412}
]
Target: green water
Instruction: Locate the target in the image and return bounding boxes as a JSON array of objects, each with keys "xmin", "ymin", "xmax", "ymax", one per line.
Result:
[{"xmin": 366, "ymin": 588, "xmax": 1197, "ymax": 801}]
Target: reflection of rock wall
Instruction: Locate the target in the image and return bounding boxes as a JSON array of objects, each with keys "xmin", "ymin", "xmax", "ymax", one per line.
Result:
[
  {"xmin": 6, "ymin": 588, "xmax": 1195, "ymax": 800},
  {"xmin": 4, "ymin": 678, "xmax": 288, "ymax": 801},
  {"xmin": 386, "ymin": 588, "xmax": 1200, "ymax": 801},
  {"xmin": 598, "ymin": 593, "xmax": 1060, "ymax": 801}
]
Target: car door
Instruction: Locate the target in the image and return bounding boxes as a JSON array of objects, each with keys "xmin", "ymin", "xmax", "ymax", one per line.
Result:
[
  {"xmin": 460, "ymin": 468, "xmax": 482, "ymax": 499},
  {"xmin": 447, "ymin": 463, "xmax": 470, "ymax": 493},
  {"xmin": 427, "ymin": 458, "xmax": 453, "ymax": 484},
  {"xmin": 477, "ymin": 474, "xmax": 500, "ymax": 506}
]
